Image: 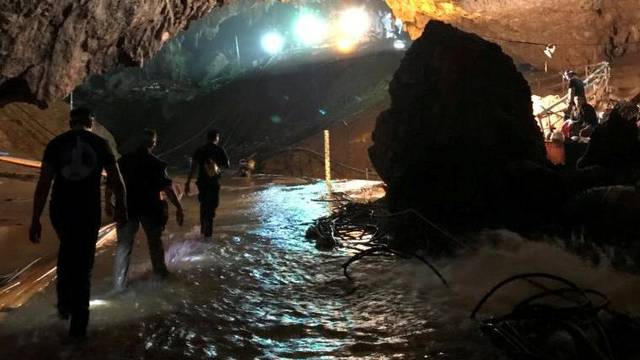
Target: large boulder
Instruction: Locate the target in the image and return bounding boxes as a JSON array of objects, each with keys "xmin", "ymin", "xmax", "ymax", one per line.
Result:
[{"xmin": 369, "ymin": 21, "xmax": 559, "ymax": 231}]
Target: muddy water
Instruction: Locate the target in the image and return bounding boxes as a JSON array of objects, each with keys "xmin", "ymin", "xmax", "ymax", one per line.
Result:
[{"xmin": 1, "ymin": 177, "xmax": 639, "ymax": 359}]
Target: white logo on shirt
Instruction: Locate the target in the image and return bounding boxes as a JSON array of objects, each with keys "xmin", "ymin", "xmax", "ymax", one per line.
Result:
[{"xmin": 61, "ymin": 137, "xmax": 98, "ymax": 181}]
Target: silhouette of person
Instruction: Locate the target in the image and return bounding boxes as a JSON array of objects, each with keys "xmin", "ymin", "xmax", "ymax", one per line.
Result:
[
  {"xmin": 110, "ymin": 129, "xmax": 184, "ymax": 291},
  {"xmin": 29, "ymin": 107, "xmax": 126, "ymax": 340},
  {"xmin": 185, "ymin": 130, "xmax": 229, "ymax": 240}
]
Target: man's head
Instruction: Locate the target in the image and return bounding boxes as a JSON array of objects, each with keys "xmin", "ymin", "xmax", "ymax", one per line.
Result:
[
  {"xmin": 69, "ymin": 107, "xmax": 93, "ymax": 129},
  {"xmin": 207, "ymin": 129, "xmax": 220, "ymax": 144},
  {"xmin": 140, "ymin": 128, "xmax": 158, "ymax": 151},
  {"xmin": 563, "ymin": 70, "xmax": 577, "ymax": 81}
]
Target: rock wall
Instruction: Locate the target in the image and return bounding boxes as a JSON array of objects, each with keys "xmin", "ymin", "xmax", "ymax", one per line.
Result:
[
  {"xmin": 259, "ymin": 99, "xmax": 388, "ymax": 179},
  {"xmin": 0, "ymin": 100, "xmax": 118, "ymax": 159},
  {"xmin": 385, "ymin": 0, "xmax": 640, "ymax": 69},
  {"xmin": 369, "ymin": 21, "xmax": 562, "ymax": 231},
  {"xmin": 0, "ymin": 0, "xmax": 224, "ymax": 106}
]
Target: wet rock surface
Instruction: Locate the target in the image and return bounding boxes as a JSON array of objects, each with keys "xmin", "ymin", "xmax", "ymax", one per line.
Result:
[{"xmin": 370, "ymin": 21, "xmax": 557, "ymax": 231}]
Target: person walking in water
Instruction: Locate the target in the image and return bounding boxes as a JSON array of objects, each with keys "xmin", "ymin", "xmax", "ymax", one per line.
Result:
[
  {"xmin": 29, "ymin": 107, "xmax": 127, "ymax": 340},
  {"xmin": 110, "ymin": 129, "xmax": 184, "ymax": 292},
  {"xmin": 185, "ymin": 130, "xmax": 229, "ymax": 240}
]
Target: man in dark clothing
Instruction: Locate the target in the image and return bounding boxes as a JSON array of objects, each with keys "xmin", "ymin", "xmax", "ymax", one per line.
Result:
[
  {"xmin": 574, "ymin": 101, "xmax": 598, "ymax": 128},
  {"xmin": 563, "ymin": 70, "xmax": 586, "ymax": 114},
  {"xmin": 29, "ymin": 107, "xmax": 126, "ymax": 340},
  {"xmin": 566, "ymin": 99, "xmax": 599, "ymax": 139},
  {"xmin": 110, "ymin": 129, "xmax": 184, "ymax": 292},
  {"xmin": 185, "ymin": 130, "xmax": 230, "ymax": 240}
]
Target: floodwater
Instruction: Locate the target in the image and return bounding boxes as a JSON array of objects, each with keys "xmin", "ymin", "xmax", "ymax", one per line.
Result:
[{"xmin": 1, "ymin": 176, "xmax": 639, "ymax": 359}]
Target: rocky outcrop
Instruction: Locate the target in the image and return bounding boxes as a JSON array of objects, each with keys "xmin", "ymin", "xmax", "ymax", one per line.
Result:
[
  {"xmin": 0, "ymin": 0, "xmax": 224, "ymax": 106},
  {"xmin": 385, "ymin": 0, "xmax": 640, "ymax": 69},
  {"xmin": 369, "ymin": 21, "xmax": 562, "ymax": 231}
]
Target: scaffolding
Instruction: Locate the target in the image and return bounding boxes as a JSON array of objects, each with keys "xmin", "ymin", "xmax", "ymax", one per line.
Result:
[{"xmin": 534, "ymin": 62, "xmax": 611, "ymax": 137}]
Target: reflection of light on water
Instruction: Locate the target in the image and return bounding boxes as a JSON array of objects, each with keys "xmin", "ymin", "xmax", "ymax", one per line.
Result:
[
  {"xmin": 184, "ymin": 255, "xmax": 206, "ymax": 262},
  {"xmin": 0, "ymin": 224, "xmax": 117, "ymax": 311},
  {"xmin": 89, "ymin": 299, "xmax": 109, "ymax": 308},
  {"xmin": 10, "ymin": 180, "xmax": 638, "ymax": 359},
  {"xmin": 252, "ymin": 182, "xmax": 328, "ymax": 241},
  {"xmin": 165, "ymin": 236, "xmax": 215, "ymax": 265}
]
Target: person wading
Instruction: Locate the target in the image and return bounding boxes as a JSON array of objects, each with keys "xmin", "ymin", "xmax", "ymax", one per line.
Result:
[
  {"xmin": 29, "ymin": 107, "xmax": 127, "ymax": 340},
  {"xmin": 110, "ymin": 129, "xmax": 184, "ymax": 292},
  {"xmin": 185, "ymin": 130, "xmax": 229, "ymax": 240}
]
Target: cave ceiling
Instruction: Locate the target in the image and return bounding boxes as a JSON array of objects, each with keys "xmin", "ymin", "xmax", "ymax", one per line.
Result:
[
  {"xmin": 385, "ymin": 0, "xmax": 640, "ymax": 70},
  {"xmin": 1, "ymin": 0, "xmax": 639, "ymax": 106}
]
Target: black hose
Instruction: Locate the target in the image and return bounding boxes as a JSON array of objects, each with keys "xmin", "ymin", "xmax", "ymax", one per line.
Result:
[{"xmin": 470, "ymin": 273, "xmax": 592, "ymax": 320}]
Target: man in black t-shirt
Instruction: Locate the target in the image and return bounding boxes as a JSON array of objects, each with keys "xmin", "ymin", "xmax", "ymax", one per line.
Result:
[
  {"xmin": 185, "ymin": 129, "xmax": 230, "ymax": 240},
  {"xmin": 29, "ymin": 108, "xmax": 127, "ymax": 340},
  {"xmin": 110, "ymin": 129, "xmax": 184, "ymax": 291},
  {"xmin": 563, "ymin": 70, "xmax": 587, "ymax": 114}
]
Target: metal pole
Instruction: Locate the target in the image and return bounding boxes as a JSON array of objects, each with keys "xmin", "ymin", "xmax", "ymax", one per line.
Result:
[{"xmin": 324, "ymin": 130, "xmax": 332, "ymax": 192}]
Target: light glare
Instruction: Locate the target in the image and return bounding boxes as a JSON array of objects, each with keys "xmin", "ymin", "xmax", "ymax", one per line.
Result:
[
  {"xmin": 261, "ymin": 32, "xmax": 285, "ymax": 55},
  {"xmin": 295, "ymin": 13, "xmax": 328, "ymax": 45},
  {"xmin": 338, "ymin": 8, "xmax": 371, "ymax": 40},
  {"xmin": 393, "ymin": 40, "xmax": 407, "ymax": 50},
  {"xmin": 89, "ymin": 299, "xmax": 109, "ymax": 308},
  {"xmin": 336, "ymin": 37, "xmax": 357, "ymax": 53}
]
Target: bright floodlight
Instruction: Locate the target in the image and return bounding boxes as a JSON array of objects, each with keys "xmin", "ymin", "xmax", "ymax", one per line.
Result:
[
  {"xmin": 261, "ymin": 32, "xmax": 285, "ymax": 55},
  {"xmin": 338, "ymin": 8, "xmax": 371, "ymax": 40},
  {"xmin": 295, "ymin": 13, "xmax": 328, "ymax": 45}
]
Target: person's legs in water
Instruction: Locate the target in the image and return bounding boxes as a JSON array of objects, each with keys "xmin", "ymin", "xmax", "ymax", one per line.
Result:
[
  {"xmin": 140, "ymin": 216, "xmax": 169, "ymax": 278},
  {"xmin": 113, "ymin": 220, "xmax": 140, "ymax": 292},
  {"xmin": 68, "ymin": 229, "xmax": 98, "ymax": 339},
  {"xmin": 199, "ymin": 201, "xmax": 214, "ymax": 239},
  {"xmin": 52, "ymin": 216, "xmax": 99, "ymax": 339},
  {"xmin": 55, "ymin": 234, "xmax": 72, "ymax": 319},
  {"xmin": 197, "ymin": 182, "xmax": 220, "ymax": 239}
]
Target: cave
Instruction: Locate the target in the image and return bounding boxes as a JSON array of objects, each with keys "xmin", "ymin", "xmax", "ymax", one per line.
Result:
[{"xmin": 1, "ymin": 1, "xmax": 640, "ymax": 359}]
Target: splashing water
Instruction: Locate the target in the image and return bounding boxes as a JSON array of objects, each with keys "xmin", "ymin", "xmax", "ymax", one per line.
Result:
[{"xmin": 0, "ymin": 179, "xmax": 638, "ymax": 359}]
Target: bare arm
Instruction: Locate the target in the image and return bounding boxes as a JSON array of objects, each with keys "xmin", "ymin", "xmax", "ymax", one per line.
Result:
[
  {"xmin": 220, "ymin": 148, "xmax": 230, "ymax": 169},
  {"xmin": 105, "ymin": 163, "xmax": 127, "ymax": 224},
  {"xmin": 29, "ymin": 164, "xmax": 54, "ymax": 243},
  {"xmin": 163, "ymin": 185, "xmax": 184, "ymax": 226}
]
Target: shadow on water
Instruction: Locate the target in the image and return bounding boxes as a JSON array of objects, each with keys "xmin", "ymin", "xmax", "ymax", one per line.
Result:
[{"xmin": 0, "ymin": 178, "xmax": 638, "ymax": 359}]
